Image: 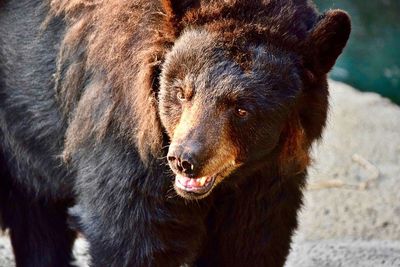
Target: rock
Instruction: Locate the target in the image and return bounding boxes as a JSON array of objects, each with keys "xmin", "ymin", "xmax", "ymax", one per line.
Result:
[
  {"xmin": 286, "ymin": 240, "xmax": 400, "ymax": 267},
  {"xmin": 296, "ymin": 80, "xmax": 400, "ymax": 241},
  {"xmin": 0, "ymin": 234, "xmax": 12, "ymax": 267},
  {"xmin": 286, "ymin": 80, "xmax": 400, "ymax": 266}
]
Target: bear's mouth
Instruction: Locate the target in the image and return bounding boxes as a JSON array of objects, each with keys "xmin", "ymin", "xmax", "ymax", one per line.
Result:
[{"xmin": 174, "ymin": 174, "xmax": 217, "ymax": 198}]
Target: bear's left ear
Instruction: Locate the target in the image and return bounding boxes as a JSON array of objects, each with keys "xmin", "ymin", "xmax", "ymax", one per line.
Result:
[
  {"xmin": 161, "ymin": 0, "xmax": 199, "ymax": 23},
  {"xmin": 305, "ymin": 10, "xmax": 351, "ymax": 75}
]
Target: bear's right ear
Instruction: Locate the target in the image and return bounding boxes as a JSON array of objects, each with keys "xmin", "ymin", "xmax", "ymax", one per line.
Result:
[
  {"xmin": 305, "ymin": 10, "xmax": 351, "ymax": 76},
  {"xmin": 161, "ymin": 0, "xmax": 199, "ymax": 23}
]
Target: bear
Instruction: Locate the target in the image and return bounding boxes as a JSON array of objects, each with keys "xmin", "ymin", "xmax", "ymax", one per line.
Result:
[{"xmin": 0, "ymin": 0, "xmax": 350, "ymax": 266}]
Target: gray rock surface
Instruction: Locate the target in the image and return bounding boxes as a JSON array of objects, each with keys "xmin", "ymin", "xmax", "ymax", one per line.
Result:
[
  {"xmin": 0, "ymin": 235, "xmax": 13, "ymax": 267},
  {"xmin": 286, "ymin": 240, "xmax": 400, "ymax": 267},
  {"xmin": 286, "ymin": 80, "xmax": 400, "ymax": 266},
  {"xmin": 297, "ymin": 80, "xmax": 400, "ymax": 241},
  {"xmin": 1, "ymin": 81, "xmax": 399, "ymax": 266}
]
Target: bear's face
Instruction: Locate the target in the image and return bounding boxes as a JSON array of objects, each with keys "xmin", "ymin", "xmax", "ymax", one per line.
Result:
[{"xmin": 159, "ymin": 29, "xmax": 302, "ymax": 199}]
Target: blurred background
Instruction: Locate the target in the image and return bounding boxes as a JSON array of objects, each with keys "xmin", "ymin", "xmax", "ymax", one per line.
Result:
[{"xmin": 315, "ymin": 0, "xmax": 400, "ymax": 104}]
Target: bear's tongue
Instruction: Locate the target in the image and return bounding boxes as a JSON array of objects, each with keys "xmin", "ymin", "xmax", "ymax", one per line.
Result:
[{"xmin": 175, "ymin": 174, "xmax": 213, "ymax": 189}]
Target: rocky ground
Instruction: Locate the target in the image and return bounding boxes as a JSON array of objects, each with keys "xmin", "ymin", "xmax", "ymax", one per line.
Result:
[
  {"xmin": 286, "ymin": 81, "xmax": 400, "ymax": 266},
  {"xmin": 1, "ymin": 81, "xmax": 400, "ymax": 266}
]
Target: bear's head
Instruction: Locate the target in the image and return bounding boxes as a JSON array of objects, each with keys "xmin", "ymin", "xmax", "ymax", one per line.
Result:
[
  {"xmin": 158, "ymin": 0, "xmax": 350, "ymax": 199},
  {"xmin": 54, "ymin": 0, "xmax": 348, "ymax": 200},
  {"xmin": 157, "ymin": 0, "xmax": 351, "ymax": 200}
]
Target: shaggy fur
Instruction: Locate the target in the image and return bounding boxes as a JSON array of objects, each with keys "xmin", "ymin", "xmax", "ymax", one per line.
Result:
[{"xmin": 0, "ymin": 0, "xmax": 350, "ymax": 266}]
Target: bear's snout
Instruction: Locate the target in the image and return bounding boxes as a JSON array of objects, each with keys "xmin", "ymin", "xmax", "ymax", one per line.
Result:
[{"xmin": 167, "ymin": 141, "xmax": 204, "ymax": 177}]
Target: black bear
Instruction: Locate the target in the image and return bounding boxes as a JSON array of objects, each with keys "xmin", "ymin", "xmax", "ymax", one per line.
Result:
[{"xmin": 0, "ymin": 0, "xmax": 350, "ymax": 266}]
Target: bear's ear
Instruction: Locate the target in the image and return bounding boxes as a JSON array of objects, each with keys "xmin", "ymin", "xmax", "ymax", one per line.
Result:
[
  {"xmin": 161, "ymin": 0, "xmax": 199, "ymax": 22},
  {"xmin": 305, "ymin": 10, "xmax": 351, "ymax": 75}
]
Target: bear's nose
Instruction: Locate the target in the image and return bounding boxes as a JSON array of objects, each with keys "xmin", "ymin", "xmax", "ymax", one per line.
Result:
[
  {"xmin": 167, "ymin": 156, "xmax": 195, "ymax": 175},
  {"xmin": 167, "ymin": 143, "xmax": 200, "ymax": 176}
]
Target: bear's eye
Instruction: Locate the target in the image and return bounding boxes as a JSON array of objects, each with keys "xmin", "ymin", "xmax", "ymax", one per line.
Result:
[
  {"xmin": 235, "ymin": 108, "xmax": 248, "ymax": 118},
  {"xmin": 176, "ymin": 89, "xmax": 186, "ymax": 101}
]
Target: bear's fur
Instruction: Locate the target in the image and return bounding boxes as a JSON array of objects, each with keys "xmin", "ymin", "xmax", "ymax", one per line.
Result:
[{"xmin": 0, "ymin": 0, "xmax": 350, "ymax": 266}]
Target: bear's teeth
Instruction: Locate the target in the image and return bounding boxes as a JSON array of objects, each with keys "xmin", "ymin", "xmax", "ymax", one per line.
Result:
[
  {"xmin": 188, "ymin": 177, "xmax": 206, "ymax": 187},
  {"xmin": 198, "ymin": 177, "xmax": 207, "ymax": 186},
  {"xmin": 176, "ymin": 175, "xmax": 211, "ymax": 188}
]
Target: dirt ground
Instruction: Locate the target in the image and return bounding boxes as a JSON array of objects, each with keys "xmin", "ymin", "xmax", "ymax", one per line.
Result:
[{"xmin": 1, "ymin": 81, "xmax": 400, "ymax": 266}]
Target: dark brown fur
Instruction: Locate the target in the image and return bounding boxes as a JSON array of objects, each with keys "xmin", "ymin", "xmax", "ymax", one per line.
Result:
[
  {"xmin": 0, "ymin": 0, "xmax": 350, "ymax": 266},
  {"xmin": 51, "ymin": 2, "xmax": 349, "ymax": 264},
  {"xmin": 50, "ymin": 0, "xmax": 170, "ymax": 160},
  {"xmin": 48, "ymin": 0, "xmax": 320, "ymax": 163}
]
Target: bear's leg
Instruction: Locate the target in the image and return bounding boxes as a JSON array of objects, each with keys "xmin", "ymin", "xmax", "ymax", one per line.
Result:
[{"xmin": 0, "ymin": 185, "xmax": 77, "ymax": 267}]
